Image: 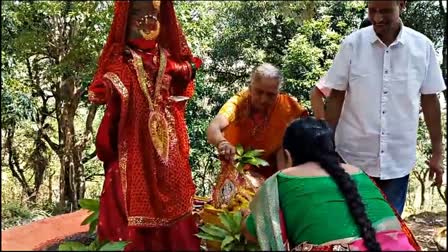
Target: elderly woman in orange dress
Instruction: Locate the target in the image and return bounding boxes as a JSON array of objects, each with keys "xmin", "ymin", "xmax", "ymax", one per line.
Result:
[{"xmin": 206, "ymin": 63, "xmax": 308, "ymax": 210}]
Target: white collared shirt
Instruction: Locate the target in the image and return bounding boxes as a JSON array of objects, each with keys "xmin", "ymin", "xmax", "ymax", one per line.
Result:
[{"xmin": 322, "ymin": 25, "xmax": 446, "ymax": 179}]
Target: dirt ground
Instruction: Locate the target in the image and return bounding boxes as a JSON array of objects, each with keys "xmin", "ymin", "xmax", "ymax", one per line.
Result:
[{"xmin": 405, "ymin": 211, "xmax": 447, "ymax": 251}]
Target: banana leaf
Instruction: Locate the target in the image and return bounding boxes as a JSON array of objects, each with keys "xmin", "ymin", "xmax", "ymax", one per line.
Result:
[
  {"xmin": 221, "ymin": 235, "xmax": 235, "ymax": 250},
  {"xmin": 199, "ymin": 224, "xmax": 228, "ymax": 239}
]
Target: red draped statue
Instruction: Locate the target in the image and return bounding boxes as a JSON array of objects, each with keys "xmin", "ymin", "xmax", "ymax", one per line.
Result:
[{"xmin": 88, "ymin": 1, "xmax": 202, "ymax": 250}]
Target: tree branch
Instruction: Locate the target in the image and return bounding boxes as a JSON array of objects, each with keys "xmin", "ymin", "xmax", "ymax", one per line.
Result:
[
  {"xmin": 436, "ymin": 186, "xmax": 447, "ymax": 204},
  {"xmin": 25, "ymin": 58, "xmax": 36, "ymax": 87},
  {"xmin": 82, "ymin": 151, "xmax": 97, "ymax": 164},
  {"xmin": 85, "ymin": 173, "xmax": 104, "ymax": 181},
  {"xmin": 439, "ymin": 0, "xmax": 446, "ymax": 15},
  {"xmin": 42, "ymin": 133, "xmax": 61, "ymax": 155},
  {"xmin": 6, "ymin": 129, "xmax": 33, "ymax": 196},
  {"xmin": 84, "ymin": 104, "xmax": 98, "ymax": 136}
]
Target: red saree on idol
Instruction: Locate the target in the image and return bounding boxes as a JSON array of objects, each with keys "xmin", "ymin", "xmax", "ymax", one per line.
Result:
[{"xmin": 88, "ymin": 1, "xmax": 201, "ymax": 250}]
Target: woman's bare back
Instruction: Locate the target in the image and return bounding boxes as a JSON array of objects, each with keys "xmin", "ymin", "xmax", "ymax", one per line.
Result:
[{"xmin": 281, "ymin": 162, "xmax": 361, "ymax": 178}]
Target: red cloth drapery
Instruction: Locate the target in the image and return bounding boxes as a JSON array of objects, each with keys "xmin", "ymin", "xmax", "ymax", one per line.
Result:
[{"xmin": 88, "ymin": 0, "xmax": 200, "ymax": 250}]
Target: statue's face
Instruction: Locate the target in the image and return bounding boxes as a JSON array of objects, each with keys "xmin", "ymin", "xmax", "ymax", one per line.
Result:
[{"xmin": 126, "ymin": 0, "xmax": 161, "ymax": 41}]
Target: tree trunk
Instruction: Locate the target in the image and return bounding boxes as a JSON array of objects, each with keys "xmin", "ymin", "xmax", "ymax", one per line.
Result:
[
  {"xmin": 58, "ymin": 108, "xmax": 81, "ymax": 211},
  {"xmin": 48, "ymin": 170, "xmax": 55, "ymax": 204},
  {"xmin": 57, "ymin": 77, "xmax": 87, "ymax": 211},
  {"xmin": 413, "ymin": 169, "xmax": 428, "ymax": 209},
  {"xmin": 28, "ymin": 129, "xmax": 49, "ymax": 202},
  {"xmin": 419, "ymin": 179, "xmax": 426, "ymax": 209},
  {"xmin": 5, "ymin": 127, "xmax": 35, "ymax": 199}
]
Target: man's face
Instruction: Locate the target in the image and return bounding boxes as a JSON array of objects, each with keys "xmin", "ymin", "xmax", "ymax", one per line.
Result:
[
  {"xmin": 126, "ymin": 1, "xmax": 160, "ymax": 41},
  {"xmin": 249, "ymin": 77, "xmax": 280, "ymax": 113},
  {"xmin": 367, "ymin": 1, "xmax": 404, "ymax": 37}
]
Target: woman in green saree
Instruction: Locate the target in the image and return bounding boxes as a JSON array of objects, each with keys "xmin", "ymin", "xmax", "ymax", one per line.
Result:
[{"xmin": 242, "ymin": 117, "xmax": 420, "ymax": 251}]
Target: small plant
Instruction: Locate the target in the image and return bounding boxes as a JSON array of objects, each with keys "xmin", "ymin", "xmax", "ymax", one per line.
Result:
[
  {"xmin": 58, "ymin": 199, "xmax": 128, "ymax": 251},
  {"xmin": 58, "ymin": 239, "xmax": 128, "ymax": 251},
  {"xmin": 234, "ymin": 144, "xmax": 269, "ymax": 173},
  {"xmin": 79, "ymin": 199, "xmax": 100, "ymax": 234},
  {"xmin": 196, "ymin": 210, "xmax": 260, "ymax": 251}
]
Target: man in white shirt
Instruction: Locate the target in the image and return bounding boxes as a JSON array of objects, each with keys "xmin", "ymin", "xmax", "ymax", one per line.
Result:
[
  {"xmin": 310, "ymin": 18, "xmax": 372, "ymax": 120},
  {"xmin": 322, "ymin": 0, "xmax": 445, "ymax": 215}
]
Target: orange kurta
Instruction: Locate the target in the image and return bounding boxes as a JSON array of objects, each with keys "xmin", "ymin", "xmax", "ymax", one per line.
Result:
[{"xmin": 218, "ymin": 88, "xmax": 308, "ymax": 178}]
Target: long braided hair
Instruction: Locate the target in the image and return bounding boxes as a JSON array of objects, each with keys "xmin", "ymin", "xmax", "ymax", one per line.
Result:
[{"xmin": 283, "ymin": 117, "xmax": 381, "ymax": 251}]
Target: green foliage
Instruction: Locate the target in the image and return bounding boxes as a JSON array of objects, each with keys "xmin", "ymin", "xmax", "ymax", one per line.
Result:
[
  {"xmin": 58, "ymin": 241, "xmax": 91, "ymax": 251},
  {"xmin": 1, "ymin": 202, "xmax": 51, "ymax": 230},
  {"xmin": 205, "ymin": 1, "xmax": 315, "ymax": 86},
  {"xmin": 401, "ymin": 0, "xmax": 445, "ymax": 48},
  {"xmin": 58, "ymin": 198, "xmax": 128, "ymax": 251},
  {"xmin": 282, "ymin": 5, "xmax": 362, "ymax": 108},
  {"xmin": 98, "ymin": 242, "xmax": 129, "ymax": 251},
  {"xmin": 79, "ymin": 199, "xmax": 100, "ymax": 234},
  {"xmin": 58, "ymin": 240, "xmax": 128, "ymax": 251},
  {"xmin": 196, "ymin": 211, "xmax": 260, "ymax": 251},
  {"xmin": 317, "ymin": 1, "xmax": 367, "ymax": 37},
  {"xmin": 2, "ymin": 0, "xmax": 113, "ymax": 210},
  {"xmin": 234, "ymin": 145, "xmax": 269, "ymax": 173},
  {"xmin": 1, "ymin": 88, "xmax": 36, "ymax": 129}
]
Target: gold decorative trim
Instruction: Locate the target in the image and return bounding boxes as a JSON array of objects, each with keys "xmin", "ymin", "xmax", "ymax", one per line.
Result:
[
  {"xmin": 104, "ymin": 72, "xmax": 129, "ymax": 217},
  {"xmin": 130, "ymin": 48, "xmax": 172, "ymax": 163},
  {"xmin": 164, "ymin": 106, "xmax": 179, "ymax": 152},
  {"xmin": 104, "ymin": 72, "xmax": 129, "ymax": 98},
  {"xmin": 148, "ymin": 111, "xmax": 170, "ymax": 163},
  {"xmin": 128, "ymin": 210, "xmax": 193, "ymax": 227}
]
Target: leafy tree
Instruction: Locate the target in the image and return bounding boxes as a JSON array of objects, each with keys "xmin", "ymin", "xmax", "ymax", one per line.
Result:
[
  {"xmin": 1, "ymin": 86, "xmax": 39, "ymax": 201},
  {"xmin": 1, "ymin": 1, "xmax": 113, "ymax": 210}
]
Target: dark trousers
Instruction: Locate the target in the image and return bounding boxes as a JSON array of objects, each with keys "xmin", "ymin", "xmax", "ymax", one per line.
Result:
[
  {"xmin": 371, "ymin": 175, "xmax": 410, "ymax": 215},
  {"xmin": 335, "ymin": 153, "xmax": 409, "ymax": 215}
]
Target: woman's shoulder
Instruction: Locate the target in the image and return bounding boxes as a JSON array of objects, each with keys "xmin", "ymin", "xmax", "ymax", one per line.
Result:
[{"xmin": 340, "ymin": 163, "xmax": 363, "ymax": 175}]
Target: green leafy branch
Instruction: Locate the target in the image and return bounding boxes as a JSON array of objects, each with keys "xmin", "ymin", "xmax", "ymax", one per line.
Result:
[
  {"xmin": 234, "ymin": 144, "xmax": 269, "ymax": 173},
  {"xmin": 196, "ymin": 211, "xmax": 260, "ymax": 251},
  {"xmin": 58, "ymin": 199, "xmax": 128, "ymax": 251}
]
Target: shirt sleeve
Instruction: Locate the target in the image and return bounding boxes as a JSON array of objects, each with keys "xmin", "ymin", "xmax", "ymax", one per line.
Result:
[
  {"xmin": 322, "ymin": 39, "xmax": 353, "ymax": 91},
  {"xmin": 218, "ymin": 90, "xmax": 247, "ymax": 123},
  {"xmin": 315, "ymin": 77, "xmax": 332, "ymax": 98},
  {"xmin": 420, "ymin": 42, "xmax": 446, "ymax": 94}
]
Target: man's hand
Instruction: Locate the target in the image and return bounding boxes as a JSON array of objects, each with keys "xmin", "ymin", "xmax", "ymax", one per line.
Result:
[
  {"xmin": 427, "ymin": 152, "xmax": 444, "ymax": 188},
  {"xmin": 218, "ymin": 141, "xmax": 236, "ymax": 163},
  {"xmin": 421, "ymin": 94, "xmax": 444, "ymax": 188},
  {"xmin": 325, "ymin": 90, "xmax": 345, "ymax": 130}
]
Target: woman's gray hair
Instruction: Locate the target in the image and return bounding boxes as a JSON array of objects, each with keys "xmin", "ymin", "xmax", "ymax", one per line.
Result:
[{"xmin": 250, "ymin": 63, "xmax": 283, "ymax": 88}]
